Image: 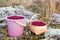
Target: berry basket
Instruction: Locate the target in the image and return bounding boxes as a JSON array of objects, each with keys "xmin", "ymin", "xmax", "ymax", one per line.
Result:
[{"xmin": 28, "ymin": 14, "xmax": 47, "ymax": 35}]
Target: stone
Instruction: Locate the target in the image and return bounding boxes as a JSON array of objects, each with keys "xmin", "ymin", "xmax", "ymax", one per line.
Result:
[
  {"xmin": 52, "ymin": 13, "xmax": 60, "ymax": 23},
  {"xmin": 44, "ymin": 27, "xmax": 60, "ymax": 38}
]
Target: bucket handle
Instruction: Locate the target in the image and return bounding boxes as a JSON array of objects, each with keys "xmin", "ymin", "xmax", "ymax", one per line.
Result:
[
  {"xmin": 29, "ymin": 14, "xmax": 42, "ymax": 25},
  {"xmin": 29, "ymin": 14, "xmax": 47, "ymax": 26},
  {"xmin": 15, "ymin": 14, "xmax": 41, "ymax": 26},
  {"xmin": 15, "ymin": 20, "xmax": 26, "ymax": 26},
  {"xmin": 30, "ymin": 14, "xmax": 41, "ymax": 21}
]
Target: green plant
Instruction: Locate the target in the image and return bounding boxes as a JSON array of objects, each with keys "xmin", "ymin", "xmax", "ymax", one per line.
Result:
[
  {"xmin": 26, "ymin": 5, "xmax": 40, "ymax": 13},
  {"xmin": 0, "ymin": 0, "xmax": 8, "ymax": 5},
  {"xmin": 31, "ymin": 5, "xmax": 39, "ymax": 13}
]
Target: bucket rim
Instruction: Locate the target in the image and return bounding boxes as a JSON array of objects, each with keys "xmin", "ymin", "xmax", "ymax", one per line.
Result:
[{"xmin": 6, "ymin": 15, "xmax": 25, "ymax": 21}]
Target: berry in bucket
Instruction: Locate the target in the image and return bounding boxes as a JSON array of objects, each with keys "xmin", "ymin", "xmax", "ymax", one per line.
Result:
[
  {"xmin": 7, "ymin": 16, "xmax": 24, "ymax": 19},
  {"xmin": 31, "ymin": 21, "xmax": 46, "ymax": 26}
]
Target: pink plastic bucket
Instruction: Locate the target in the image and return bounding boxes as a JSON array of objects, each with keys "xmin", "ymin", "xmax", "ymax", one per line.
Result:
[{"xmin": 6, "ymin": 15, "xmax": 25, "ymax": 37}]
